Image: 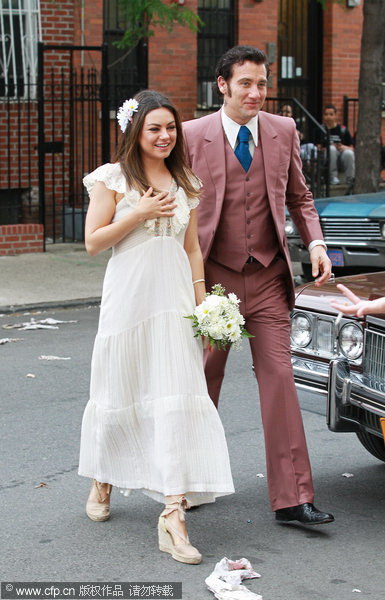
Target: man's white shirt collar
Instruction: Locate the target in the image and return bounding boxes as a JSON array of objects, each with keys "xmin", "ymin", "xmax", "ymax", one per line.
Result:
[{"xmin": 221, "ymin": 108, "xmax": 259, "ymax": 148}]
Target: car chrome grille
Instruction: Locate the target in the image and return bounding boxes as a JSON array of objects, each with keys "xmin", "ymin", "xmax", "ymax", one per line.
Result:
[
  {"xmin": 321, "ymin": 218, "xmax": 382, "ymax": 240},
  {"xmin": 364, "ymin": 329, "xmax": 385, "ymax": 381}
]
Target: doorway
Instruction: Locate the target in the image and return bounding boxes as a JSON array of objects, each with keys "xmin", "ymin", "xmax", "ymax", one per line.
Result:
[{"xmin": 278, "ymin": 0, "xmax": 323, "ymax": 120}]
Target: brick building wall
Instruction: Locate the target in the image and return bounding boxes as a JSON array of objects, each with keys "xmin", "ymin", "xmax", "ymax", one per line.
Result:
[
  {"xmin": 41, "ymin": 0, "xmax": 74, "ymax": 45},
  {"xmin": 323, "ymin": 1, "xmax": 363, "ymax": 119},
  {"xmin": 74, "ymin": 0, "xmax": 103, "ymax": 68},
  {"xmin": 0, "ymin": 224, "xmax": 44, "ymax": 255},
  {"xmin": 238, "ymin": 0, "xmax": 278, "ymax": 97},
  {"xmin": 147, "ymin": 0, "xmax": 197, "ymax": 122}
]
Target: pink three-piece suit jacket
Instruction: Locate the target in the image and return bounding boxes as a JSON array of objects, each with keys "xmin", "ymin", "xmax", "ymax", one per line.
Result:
[{"xmin": 183, "ymin": 109, "xmax": 324, "ymax": 309}]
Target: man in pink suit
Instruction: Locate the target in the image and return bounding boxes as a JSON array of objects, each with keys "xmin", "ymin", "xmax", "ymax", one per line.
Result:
[{"xmin": 184, "ymin": 46, "xmax": 334, "ymax": 525}]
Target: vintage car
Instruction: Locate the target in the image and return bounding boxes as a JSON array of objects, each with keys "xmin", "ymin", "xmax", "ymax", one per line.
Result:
[
  {"xmin": 291, "ymin": 271, "xmax": 385, "ymax": 462},
  {"xmin": 285, "ymin": 191, "xmax": 385, "ymax": 278}
]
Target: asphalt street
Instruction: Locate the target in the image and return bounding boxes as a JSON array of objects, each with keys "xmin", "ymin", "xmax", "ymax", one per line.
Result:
[{"xmin": 1, "ymin": 305, "xmax": 385, "ymax": 600}]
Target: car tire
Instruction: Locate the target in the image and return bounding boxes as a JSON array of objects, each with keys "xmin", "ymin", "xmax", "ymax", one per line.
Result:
[{"xmin": 356, "ymin": 431, "xmax": 385, "ymax": 462}]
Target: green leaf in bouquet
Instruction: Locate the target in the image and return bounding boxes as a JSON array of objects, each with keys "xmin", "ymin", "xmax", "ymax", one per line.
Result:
[{"xmin": 210, "ymin": 283, "xmax": 226, "ymax": 297}]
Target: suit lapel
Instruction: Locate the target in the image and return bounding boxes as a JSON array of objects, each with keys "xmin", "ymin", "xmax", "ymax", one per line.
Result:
[
  {"xmin": 202, "ymin": 112, "xmax": 227, "ymax": 222},
  {"xmin": 258, "ymin": 111, "xmax": 280, "ymax": 224}
]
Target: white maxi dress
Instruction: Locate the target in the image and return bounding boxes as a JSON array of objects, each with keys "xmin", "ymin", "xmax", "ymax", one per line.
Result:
[{"xmin": 78, "ymin": 163, "xmax": 234, "ymax": 506}]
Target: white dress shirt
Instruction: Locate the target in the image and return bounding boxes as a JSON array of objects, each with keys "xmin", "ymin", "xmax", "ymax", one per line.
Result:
[
  {"xmin": 221, "ymin": 108, "xmax": 258, "ymax": 154},
  {"xmin": 220, "ymin": 107, "xmax": 326, "ymax": 253}
]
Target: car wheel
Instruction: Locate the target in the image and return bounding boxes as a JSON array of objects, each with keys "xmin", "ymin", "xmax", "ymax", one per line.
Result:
[
  {"xmin": 301, "ymin": 263, "xmax": 313, "ymax": 281},
  {"xmin": 356, "ymin": 431, "xmax": 385, "ymax": 462}
]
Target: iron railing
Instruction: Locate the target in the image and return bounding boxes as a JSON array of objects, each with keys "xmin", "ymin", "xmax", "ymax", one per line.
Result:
[
  {"xmin": 343, "ymin": 96, "xmax": 359, "ymax": 139},
  {"xmin": 0, "ymin": 42, "xmax": 145, "ymax": 243},
  {"xmin": 343, "ymin": 95, "xmax": 385, "ymax": 169}
]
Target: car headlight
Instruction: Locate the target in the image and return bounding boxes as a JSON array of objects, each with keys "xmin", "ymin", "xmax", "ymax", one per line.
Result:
[
  {"xmin": 291, "ymin": 313, "xmax": 312, "ymax": 348},
  {"xmin": 381, "ymin": 222, "xmax": 385, "ymax": 239},
  {"xmin": 338, "ymin": 322, "xmax": 363, "ymax": 359},
  {"xmin": 285, "ymin": 218, "xmax": 297, "ymax": 236}
]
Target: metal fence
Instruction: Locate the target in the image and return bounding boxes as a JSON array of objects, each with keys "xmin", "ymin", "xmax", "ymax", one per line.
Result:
[
  {"xmin": 37, "ymin": 43, "xmax": 111, "ymax": 244},
  {"xmin": 343, "ymin": 96, "xmax": 359, "ymax": 139},
  {"xmin": 0, "ymin": 42, "xmax": 143, "ymax": 243}
]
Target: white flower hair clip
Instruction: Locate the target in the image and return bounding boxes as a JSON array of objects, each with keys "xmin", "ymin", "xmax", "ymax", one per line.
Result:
[{"xmin": 117, "ymin": 98, "xmax": 139, "ymax": 133}]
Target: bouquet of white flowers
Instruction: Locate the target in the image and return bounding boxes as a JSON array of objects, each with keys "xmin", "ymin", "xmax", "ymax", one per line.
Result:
[{"xmin": 186, "ymin": 284, "xmax": 253, "ymax": 350}]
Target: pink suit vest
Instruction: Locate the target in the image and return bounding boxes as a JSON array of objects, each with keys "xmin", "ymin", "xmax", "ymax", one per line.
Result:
[{"xmin": 209, "ymin": 136, "xmax": 279, "ymax": 272}]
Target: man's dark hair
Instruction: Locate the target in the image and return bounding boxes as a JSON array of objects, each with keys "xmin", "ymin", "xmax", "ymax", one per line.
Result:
[
  {"xmin": 214, "ymin": 45, "xmax": 270, "ymax": 94},
  {"xmin": 324, "ymin": 104, "xmax": 337, "ymax": 113}
]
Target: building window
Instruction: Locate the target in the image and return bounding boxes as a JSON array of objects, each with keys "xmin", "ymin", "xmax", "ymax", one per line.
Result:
[
  {"xmin": 103, "ymin": 0, "xmax": 147, "ymax": 111},
  {"xmin": 197, "ymin": 0, "xmax": 236, "ymax": 110},
  {"xmin": 0, "ymin": 0, "xmax": 41, "ymax": 99}
]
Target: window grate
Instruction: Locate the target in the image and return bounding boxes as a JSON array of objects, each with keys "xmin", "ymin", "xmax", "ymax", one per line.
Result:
[
  {"xmin": 0, "ymin": 0, "xmax": 41, "ymax": 99},
  {"xmin": 197, "ymin": 0, "xmax": 235, "ymax": 110}
]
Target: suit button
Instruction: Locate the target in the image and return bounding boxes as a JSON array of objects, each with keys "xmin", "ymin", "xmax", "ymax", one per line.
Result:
[
  {"xmin": 246, "ymin": 192, "xmax": 250, "ymax": 196},
  {"xmin": 247, "ymin": 234, "xmax": 253, "ymax": 239},
  {"xmin": 246, "ymin": 206, "xmax": 250, "ymax": 211},
  {"xmin": 246, "ymin": 177, "xmax": 250, "ymax": 181},
  {"xmin": 247, "ymin": 219, "xmax": 251, "ymax": 224}
]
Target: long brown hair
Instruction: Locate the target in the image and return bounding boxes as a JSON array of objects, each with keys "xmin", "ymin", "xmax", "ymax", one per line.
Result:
[{"xmin": 115, "ymin": 90, "xmax": 200, "ymax": 198}]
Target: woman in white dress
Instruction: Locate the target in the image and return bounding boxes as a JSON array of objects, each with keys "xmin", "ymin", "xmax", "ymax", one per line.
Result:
[{"xmin": 78, "ymin": 90, "xmax": 234, "ymax": 565}]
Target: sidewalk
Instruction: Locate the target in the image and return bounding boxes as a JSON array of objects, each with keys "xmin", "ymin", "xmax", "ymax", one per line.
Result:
[
  {"xmin": 1, "ymin": 243, "xmax": 304, "ymax": 313},
  {"xmin": 0, "ymin": 243, "xmax": 111, "ymax": 313}
]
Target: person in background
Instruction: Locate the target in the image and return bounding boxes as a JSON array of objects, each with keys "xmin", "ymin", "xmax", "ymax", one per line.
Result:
[
  {"xmin": 278, "ymin": 103, "xmax": 317, "ymax": 164},
  {"xmin": 319, "ymin": 104, "xmax": 355, "ymax": 186}
]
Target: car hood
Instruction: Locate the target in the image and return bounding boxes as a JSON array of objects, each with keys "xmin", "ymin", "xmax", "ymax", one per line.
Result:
[
  {"xmin": 295, "ymin": 271, "xmax": 385, "ymax": 314},
  {"xmin": 315, "ymin": 192, "xmax": 385, "ymax": 218}
]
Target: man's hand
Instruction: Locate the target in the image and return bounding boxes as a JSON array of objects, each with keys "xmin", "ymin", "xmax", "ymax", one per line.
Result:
[{"xmin": 310, "ymin": 245, "xmax": 332, "ymax": 286}]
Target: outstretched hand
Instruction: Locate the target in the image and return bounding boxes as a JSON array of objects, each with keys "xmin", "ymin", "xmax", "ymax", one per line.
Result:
[
  {"xmin": 309, "ymin": 245, "xmax": 332, "ymax": 286},
  {"xmin": 330, "ymin": 284, "xmax": 385, "ymax": 317}
]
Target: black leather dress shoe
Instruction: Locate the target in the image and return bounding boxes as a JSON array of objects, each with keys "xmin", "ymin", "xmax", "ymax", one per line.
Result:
[{"xmin": 275, "ymin": 502, "xmax": 334, "ymax": 525}]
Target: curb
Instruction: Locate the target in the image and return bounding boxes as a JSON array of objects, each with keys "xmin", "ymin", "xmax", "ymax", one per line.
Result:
[{"xmin": 0, "ymin": 297, "xmax": 101, "ymax": 315}]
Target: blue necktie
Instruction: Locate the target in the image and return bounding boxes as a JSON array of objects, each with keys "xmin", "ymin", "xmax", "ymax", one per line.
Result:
[{"xmin": 235, "ymin": 125, "xmax": 252, "ymax": 172}]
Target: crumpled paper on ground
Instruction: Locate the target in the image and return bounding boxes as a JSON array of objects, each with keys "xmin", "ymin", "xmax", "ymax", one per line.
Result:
[
  {"xmin": 0, "ymin": 337, "xmax": 23, "ymax": 344},
  {"xmin": 205, "ymin": 557, "xmax": 262, "ymax": 600},
  {"xmin": 3, "ymin": 318, "xmax": 77, "ymax": 330},
  {"xmin": 38, "ymin": 355, "xmax": 71, "ymax": 360}
]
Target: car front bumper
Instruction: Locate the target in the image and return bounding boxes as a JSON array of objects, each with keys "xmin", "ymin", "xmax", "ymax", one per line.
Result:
[
  {"xmin": 328, "ymin": 358, "xmax": 385, "ymax": 436},
  {"xmin": 292, "ymin": 354, "xmax": 385, "ymax": 437},
  {"xmin": 292, "ymin": 355, "xmax": 329, "ymax": 396}
]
